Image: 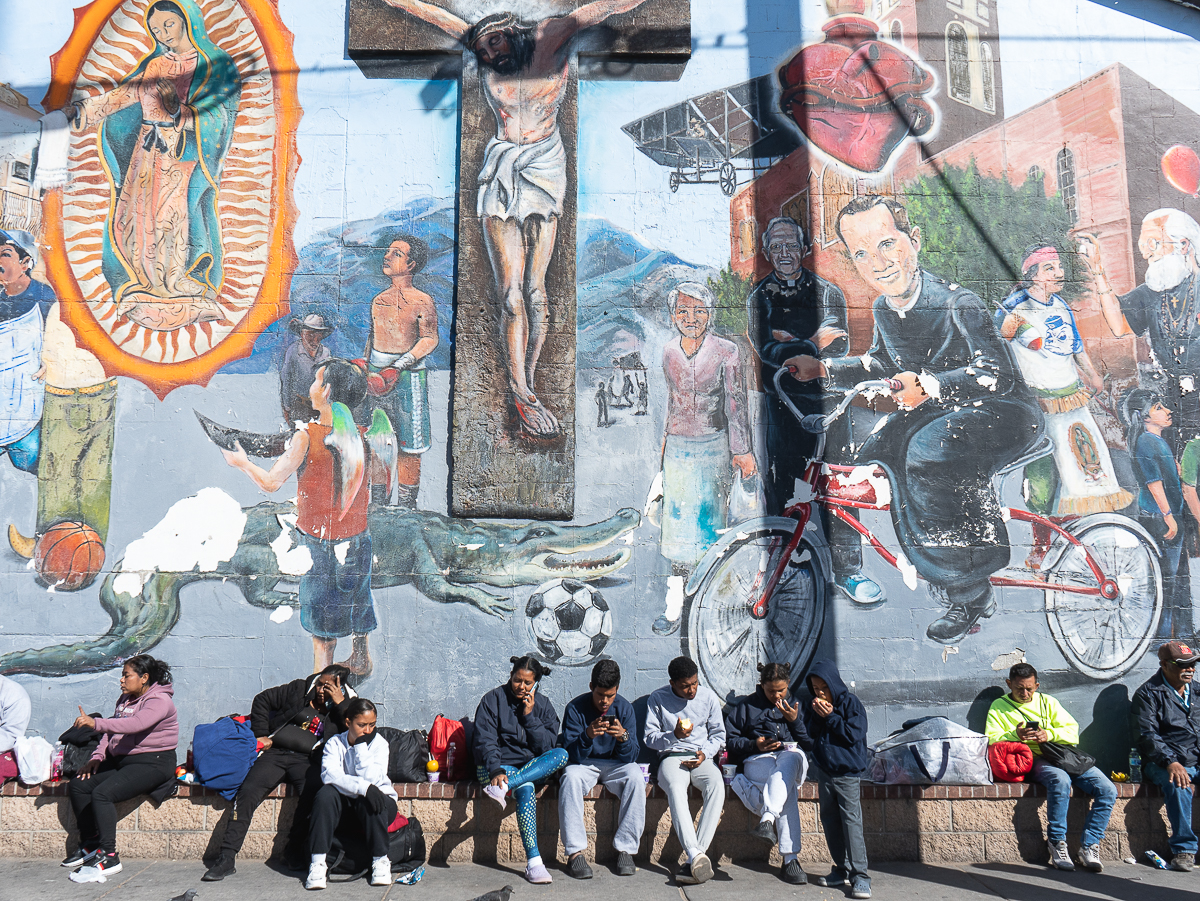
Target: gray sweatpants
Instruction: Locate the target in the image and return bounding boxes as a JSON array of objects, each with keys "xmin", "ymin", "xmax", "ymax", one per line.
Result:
[
  {"xmin": 559, "ymin": 760, "xmax": 646, "ymax": 856},
  {"xmin": 658, "ymin": 756, "xmax": 724, "ymax": 858}
]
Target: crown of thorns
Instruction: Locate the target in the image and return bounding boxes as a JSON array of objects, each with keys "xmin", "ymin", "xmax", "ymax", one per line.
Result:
[{"xmin": 468, "ymin": 12, "xmax": 521, "ymax": 46}]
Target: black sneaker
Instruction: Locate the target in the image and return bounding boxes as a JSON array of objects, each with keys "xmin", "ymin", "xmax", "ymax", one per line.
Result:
[
  {"xmin": 61, "ymin": 846, "xmax": 101, "ymax": 869},
  {"xmin": 616, "ymin": 851, "xmax": 636, "ymax": 876},
  {"xmin": 203, "ymin": 854, "xmax": 237, "ymax": 881},
  {"xmin": 782, "ymin": 860, "xmax": 807, "ymax": 884},
  {"xmin": 69, "ymin": 852, "xmax": 122, "ymax": 883},
  {"xmin": 566, "ymin": 853, "xmax": 593, "ymax": 879}
]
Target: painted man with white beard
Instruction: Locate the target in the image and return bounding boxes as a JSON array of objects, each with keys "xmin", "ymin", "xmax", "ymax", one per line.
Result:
[{"xmin": 1079, "ymin": 210, "xmax": 1200, "ymax": 448}]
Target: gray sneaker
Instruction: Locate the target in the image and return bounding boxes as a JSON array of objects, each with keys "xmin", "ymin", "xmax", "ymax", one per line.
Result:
[
  {"xmin": 566, "ymin": 853, "xmax": 593, "ymax": 880},
  {"xmin": 814, "ymin": 869, "xmax": 847, "ymax": 887},
  {"xmin": 850, "ymin": 875, "xmax": 872, "ymax": 899},
  {"xmin": 1048, "ymin": 839, "xmax": 1075, "ymax": 871},
  {"xmin": 1078, "ymin": 844, "xmax": 1103, "ymax": 872},
  {"xmin": 1171, "ymin": 852, "xmax": 1195, "ymax": 872}
]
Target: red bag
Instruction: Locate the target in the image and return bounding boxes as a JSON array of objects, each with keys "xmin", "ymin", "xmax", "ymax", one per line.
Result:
[
  {"xmin": 429, "ymin": 714, "xmax": 468, "ymax": 781},
  {"xmin": 988, "ymin": 741, "xmax": 1034, "ymax": 782}
]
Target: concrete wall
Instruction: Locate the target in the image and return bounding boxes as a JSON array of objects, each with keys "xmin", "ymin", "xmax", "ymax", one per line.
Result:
[{"xmin": 0, "ymin": 0, "xmax": 1197, "ymax": 773}]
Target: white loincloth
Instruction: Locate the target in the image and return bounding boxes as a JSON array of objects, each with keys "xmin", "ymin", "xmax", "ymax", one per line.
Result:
[{"xmin": 476, "ymin": 129, "xmax": 567, "ymax": 224}]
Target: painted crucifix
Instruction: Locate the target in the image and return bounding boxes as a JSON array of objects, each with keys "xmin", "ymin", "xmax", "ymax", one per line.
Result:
[{"xmin": 350, "ymin": 0, "xmax": 689, "ymax": 518}]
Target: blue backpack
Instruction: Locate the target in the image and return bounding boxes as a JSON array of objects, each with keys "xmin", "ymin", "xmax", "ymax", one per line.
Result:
[{"xmin": 192, "ymin": 716, "xmax": 257, "ymax": 799}]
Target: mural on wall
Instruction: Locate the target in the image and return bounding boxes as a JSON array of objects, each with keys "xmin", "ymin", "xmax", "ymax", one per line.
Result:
[
  {"xmin": 7, "ymin": 0, "xmax": 1200, "ymax": 752},
  {"xmin": 41, "ymin": 0, "xmax": 301, "ymax": 397}
]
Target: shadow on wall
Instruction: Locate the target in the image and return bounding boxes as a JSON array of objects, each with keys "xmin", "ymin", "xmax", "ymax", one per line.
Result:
[
  {"xmin": 1079, "ymin": 683, "xmax": 1132, "ymax": 777},
  {"xmin": 967, "ymin": 687, "xmax": 1004, "ymax": 734}
]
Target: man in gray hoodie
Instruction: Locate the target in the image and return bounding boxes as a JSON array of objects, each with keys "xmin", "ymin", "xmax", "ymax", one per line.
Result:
[{"xmin": 644, "ymin": 656, "xmax": 726, "ymax": 885}]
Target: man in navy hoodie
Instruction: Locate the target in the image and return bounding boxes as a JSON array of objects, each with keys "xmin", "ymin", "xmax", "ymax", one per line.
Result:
[
  {"xmin": 557, "ymin": 660, "xmax": 643, "ymax": 879},
  {"xmin": 805, "ymin": 660, "xmax": 871, "ymax": 900}
]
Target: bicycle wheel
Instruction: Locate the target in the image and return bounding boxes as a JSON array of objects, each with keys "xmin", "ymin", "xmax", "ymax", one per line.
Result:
[
  {"xmin": 683, "ymin": 523, "xmax": 828, "ymax": 703},
  {"xmin": 1044, "ymin": 519, "xmax": 1161, "ymax": 680}
]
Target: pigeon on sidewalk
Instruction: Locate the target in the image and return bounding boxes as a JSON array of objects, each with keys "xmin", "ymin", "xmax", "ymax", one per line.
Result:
[
  {"xmin": 169, "ymin": 891, "xmax": 198, "ymax": 901},
  {"xmin": 469, "ymin": 886, "xmax": 514, "ymax": 901}
]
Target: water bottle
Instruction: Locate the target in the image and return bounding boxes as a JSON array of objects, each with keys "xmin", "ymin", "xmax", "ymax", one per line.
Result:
[
  {"xmin": 1129, "ymin": 747, "xmax": 1142, "ymax": 783},
  {"xmin": 447, "ymin": 742, "xmax": 457, "ymax": 779}
]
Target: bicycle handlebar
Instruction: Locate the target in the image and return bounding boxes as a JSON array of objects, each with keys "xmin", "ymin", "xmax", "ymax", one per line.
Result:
[{"xmin": 772, "ymin": 367, "xmax": 901, "ymax": 434}]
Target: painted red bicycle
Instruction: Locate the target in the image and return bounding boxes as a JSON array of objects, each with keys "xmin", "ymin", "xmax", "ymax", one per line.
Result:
[{"xmin": 682, "ymin": 368, "xmax": 1162, "ymax": 702}]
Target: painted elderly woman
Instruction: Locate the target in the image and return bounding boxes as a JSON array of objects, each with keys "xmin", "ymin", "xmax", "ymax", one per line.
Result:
[
  {"xmin": 67, "ymin": 0, "xmax": 240, "ymax": 332},
  {"xmin": 652, "ymin": 282, "xmax": 757, "ymax": 634}
]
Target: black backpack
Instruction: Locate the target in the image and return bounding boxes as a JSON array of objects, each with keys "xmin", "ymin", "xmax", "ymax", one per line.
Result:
[
  {"xmin": 328, "ymin": 816, "xmax": 426, "ymax": 880},
  {"xmin": 376, "ymin": 727, "xmax": 429, "ymax": 783}
]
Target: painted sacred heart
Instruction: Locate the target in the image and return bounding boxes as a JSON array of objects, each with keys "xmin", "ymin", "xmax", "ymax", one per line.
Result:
[{"xmin": 777, "ymin": 12, "xmax": 936, "ymax": 174}]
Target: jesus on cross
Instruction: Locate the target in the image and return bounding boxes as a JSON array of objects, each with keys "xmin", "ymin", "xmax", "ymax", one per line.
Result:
[{"xmin": 382, "ymin": 0, "xmax": 653, "ymax": 439}]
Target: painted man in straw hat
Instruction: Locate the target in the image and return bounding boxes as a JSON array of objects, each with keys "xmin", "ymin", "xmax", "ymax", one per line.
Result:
[
  {"xmin": 381, "ymin": 0, "xmax": 653, "ymax": 438},
  {"xmin": 280, "ymin": 313, "xmax": 334, "ymax": 425}
]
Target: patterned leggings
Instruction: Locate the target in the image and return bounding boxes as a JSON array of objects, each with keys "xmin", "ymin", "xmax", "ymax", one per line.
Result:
[{"xmin": 477, "ymin": 748, "xmax": 568, "ymax": 859}]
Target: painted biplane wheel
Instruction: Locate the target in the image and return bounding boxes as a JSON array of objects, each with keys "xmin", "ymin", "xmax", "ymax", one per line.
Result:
[
  {"xmin": 1043, "ymin": 518, "xmax": 1161, "ymax": 680},
  {"xmin": 669, "ymin": 172, "xmax": 680, "ymax": 192},
  {"xmin": 682, "ymin": 522, "xmax": 827, "ymax": 703},
  {"xmin": 719, "ymin": 162, "xmax": 736, "ymax": 196}
]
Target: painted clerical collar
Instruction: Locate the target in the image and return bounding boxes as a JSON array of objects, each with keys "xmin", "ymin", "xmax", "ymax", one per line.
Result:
[{"xmin": 885, "ymin": 271, "xmax": 923, "ymax": 314}]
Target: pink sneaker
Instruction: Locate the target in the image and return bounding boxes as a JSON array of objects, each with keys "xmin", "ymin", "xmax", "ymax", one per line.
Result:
[{"xmin": 525, "ymin": 862, "xmax": 553, "ymax": 884}]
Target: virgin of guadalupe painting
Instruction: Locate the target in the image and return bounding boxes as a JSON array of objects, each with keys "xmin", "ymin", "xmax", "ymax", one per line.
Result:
[
  {"xmin": 43, "ymin": 0, "xmax": 301, "ymax": 398},
  {"xmin": 67, "ymin": 0, "xmax": 240, "ymax": 333}
]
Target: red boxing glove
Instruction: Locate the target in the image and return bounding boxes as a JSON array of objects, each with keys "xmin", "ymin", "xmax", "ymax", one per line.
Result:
[{"xmin": 366, "ymin": 368, "xmax": 399, "ymax": 396}]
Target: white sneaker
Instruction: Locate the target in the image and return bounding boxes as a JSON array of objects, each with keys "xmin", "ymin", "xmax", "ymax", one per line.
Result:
[
  {"xmin": 370, "ymin": 857, "xmax": 393, "ymax": 886},
  {"xmin": 305, "ymin": 860, "xmax": 328, "ymax": 890},
  {"xmin": 1079, "ymin": 844, "xmax": 1103, "ymax": 872},
  {"xmin": 1047, "ymin": 839, "xmax": 1075, "ymax": 871}
]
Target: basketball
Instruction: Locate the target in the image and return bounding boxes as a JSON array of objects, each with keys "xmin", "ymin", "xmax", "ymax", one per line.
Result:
[{"xmin": 34, "ymin": 522, "xmax": 106, "ymax": 592}]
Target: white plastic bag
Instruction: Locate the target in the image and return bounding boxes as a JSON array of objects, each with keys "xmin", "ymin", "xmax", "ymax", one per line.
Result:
[
  {"xmin": 15, "ymin": 735, "xmax": 53, "ymax": 784},
  {"xmin": 644, "ymin": 471, "xmax": 664, "ymax": 527},
  {"xmin": 728, "ymin": 472, "xmax": 766, "ymax": 522}
]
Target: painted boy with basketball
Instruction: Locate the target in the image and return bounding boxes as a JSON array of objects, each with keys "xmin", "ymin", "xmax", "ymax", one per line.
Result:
[{"xmin": 222, "ymin": 360, "xmax": 384, "ymax": 680}]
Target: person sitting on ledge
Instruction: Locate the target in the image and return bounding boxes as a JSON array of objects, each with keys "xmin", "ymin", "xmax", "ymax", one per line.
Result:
[
  {"xmin": 64, "ymin": 655, "xmax": 179, "ymax": 884},
  {"xmin": 0, "ymin": 673, "xmax": 30, "ymax": 783},
  {"xmin": 985, "ymin": 661, "xmax": 1115, "ymax": 873},
  {"xmin": 557, "ymin": 658, "xmax": 643, "ymax": 879},
  {"xmin": 203, "ymin": 664, "xmax": 356, "ymax": 882},
  {"xmin": 305, "ymin": 697, "xmax": 397, "ymax": 890},
  {"xmin": 1132, "ymin": 640, "xmax": 1200, "ymax": 872},
  {"xmin": 725, "ymin": 661, "xmax": 811, "ymax": 886},
  {"xmin": 473, "ymin": 655, "xmax": 568, "ymax": 885},
  {"xmin": 644, "ymin": 655, "xmax": 726, "ymax": 886}
]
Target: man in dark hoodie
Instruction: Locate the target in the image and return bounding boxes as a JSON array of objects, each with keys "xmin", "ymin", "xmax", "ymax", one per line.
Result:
[
  {"xmin": 202, "ymin": 665, "xmax": 356, "ymax": 881},
  {"xmin": 805, "ymin": 659, "xmax": 871, "ymax": 900}
]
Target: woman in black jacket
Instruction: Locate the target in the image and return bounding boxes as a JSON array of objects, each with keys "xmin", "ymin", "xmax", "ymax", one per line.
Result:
[
  {"xmin": 472, "ymin": 656, "xmax": 568, "ymax": 885},
  {"xmin": 725, "ymin": 662, "xmax": 810, "ymax": 885},
  {"xmin": 202, "ymin": 664, "xmax": 356, "ymax": 882}
]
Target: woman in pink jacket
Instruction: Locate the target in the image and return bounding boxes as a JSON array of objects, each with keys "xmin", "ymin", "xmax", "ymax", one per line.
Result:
[{"xmin": 62, "ymin": 654, "xmax": 179, "ymax": 882}]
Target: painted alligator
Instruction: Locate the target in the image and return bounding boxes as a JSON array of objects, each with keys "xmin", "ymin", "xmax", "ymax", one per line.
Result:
[{"xmin": 0, "ymin": 495, "xmax": 640, "ymax": 677}]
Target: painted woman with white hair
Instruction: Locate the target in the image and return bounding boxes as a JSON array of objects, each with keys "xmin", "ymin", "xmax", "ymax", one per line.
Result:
[{"xmin": 651, "ymin": 281, "xmax": 757, "ymax": 634}]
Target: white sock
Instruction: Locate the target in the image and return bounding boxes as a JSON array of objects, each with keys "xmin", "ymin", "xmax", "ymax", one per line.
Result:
[
  {"xmin": 310, "ymin": 854, "xmax": 326, "ymax": 866},
  {"xmin": 761, "ymin": 812, "xmax": 776, "ymax": 824},
  {"xmin": 686, "ymin": 847, "xmax": 701, "ymax": 863},
  {"xmin": 783, "ymin": 853, "xmax": 798, "ymax": 864},
  {"xmin": 663, "ymin": 575, "xmax": 685, "ymax": 619},
  {"xmin": 527, "ymin": 855, "xmax": 543, "ymax": 868}
]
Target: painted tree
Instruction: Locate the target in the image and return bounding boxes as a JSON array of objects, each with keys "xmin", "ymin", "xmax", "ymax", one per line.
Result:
[{"xmin": 901, "ymin": 159, "xmax": 1080, "ymax": 309}]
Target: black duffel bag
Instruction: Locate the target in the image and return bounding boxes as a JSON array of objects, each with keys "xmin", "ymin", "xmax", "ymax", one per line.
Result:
[
  {"xmin": 328, "ymin": 815, "xmax": 426, "ymax": 880},
  {"xmin": 376, "ymin": 727, "xmax": 429, "ymax": 783}
]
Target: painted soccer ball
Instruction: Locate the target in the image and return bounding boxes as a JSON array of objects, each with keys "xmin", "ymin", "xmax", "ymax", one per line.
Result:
[{"xmin": 525, "ymin": 579, "xmax": 613, "ymax": 664}]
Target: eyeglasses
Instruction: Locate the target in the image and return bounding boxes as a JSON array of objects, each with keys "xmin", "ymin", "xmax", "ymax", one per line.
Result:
[
  {"xmin": 1170, "ymin": 660, "xmax": 1197, "ymax": 669},
  {"xmin": 768, "ymin": 242, "xmax": 803, "ymax": 255}
]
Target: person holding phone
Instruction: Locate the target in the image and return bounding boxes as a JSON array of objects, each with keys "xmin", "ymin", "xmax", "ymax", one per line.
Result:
[
  {"xmin": 305, "ymin": 698, "xmax": 397, "ymax": 889},
  {"xmin": 472, "ymin": 655, "xmax": 568, "ymax": 885},
  {"xmin": 985, "ymin": 662, "xmax": 1115, "ymax": 872},
  {"xmin": 202, "ymin": 665, "xmax": 356, "ymax": 882},
  {"xmin": 63, "ymin": 655, "xmax": 178, "ymax": 883},
  {"xmin": 725, "ymin": 662, "xmax": 811, "ymax": 885},
  {"xmin": 644, "ymin": 656, "xmax": 726, "ymax": 885},
  {"xmin": 557, "ymin": 659, "xmax": 643, "ymax": 879}
]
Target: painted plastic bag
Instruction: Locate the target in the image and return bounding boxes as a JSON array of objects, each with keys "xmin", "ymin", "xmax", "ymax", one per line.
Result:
[
  {"xmin": 644, "ymin": 471, "xmax": 664, "ymax": 528},
  {"xmin": 728, "ymin": 472, "xmax": 766, "ymax": 522},
  {"xmin": 15, "ymin": 735, "xmax": 53, "ymax": 784},
  {"xmin": 868, "ymin": 717, "xmax": 991, "ymax": 785}
]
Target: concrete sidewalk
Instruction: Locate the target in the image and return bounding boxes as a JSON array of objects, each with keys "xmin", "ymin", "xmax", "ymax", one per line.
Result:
[{"xmin": 1, "ymin": 857, "xmax": 1195, "ymax": 901}]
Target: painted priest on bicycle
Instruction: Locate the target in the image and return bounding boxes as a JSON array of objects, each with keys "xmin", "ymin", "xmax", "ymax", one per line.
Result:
[{"xmin": 789, "ymin": 196, "xmax": 1044, "ymax": 644}]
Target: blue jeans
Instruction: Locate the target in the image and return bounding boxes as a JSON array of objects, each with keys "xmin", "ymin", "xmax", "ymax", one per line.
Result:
[
  {"xmin": 1, "ymin": 424, "xmax": 39, "ymax": 473},
  {"xmin": 477, "ymin": 748, "xmax": 568, "ymax": 860},
  {"xmin": 1031, "ymin": 758, "xmax": 1116, "ymax": 846},
  {"xmin": 1145, "ymin": 761, "xmax": 1199, "ymax": 855}
]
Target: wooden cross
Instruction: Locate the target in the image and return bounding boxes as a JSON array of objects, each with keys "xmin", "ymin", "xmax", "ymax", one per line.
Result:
[{"xmin": 349, "ymin": 0, "xmax": 690, "ymax": 519}]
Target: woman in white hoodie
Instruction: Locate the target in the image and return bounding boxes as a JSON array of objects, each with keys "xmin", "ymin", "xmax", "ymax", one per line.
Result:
[{"xmin": 305, "ymin": 697, "xmax": 396, "ymax": 890}]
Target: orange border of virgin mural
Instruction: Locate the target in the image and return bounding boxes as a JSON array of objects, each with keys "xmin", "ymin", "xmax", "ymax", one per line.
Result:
[{"xmin": 40, "ymin": 0, "xmax": 301, "ymax": 400}]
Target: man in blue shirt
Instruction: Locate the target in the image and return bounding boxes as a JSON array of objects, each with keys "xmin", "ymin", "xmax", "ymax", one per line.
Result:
[
  {"xmin": 0, "ymin": 230, "xmax": 54, "ymax": 476},
  {"xmin": 557, "ymin": 659, "xmax": 643, "ymax": 879}
]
